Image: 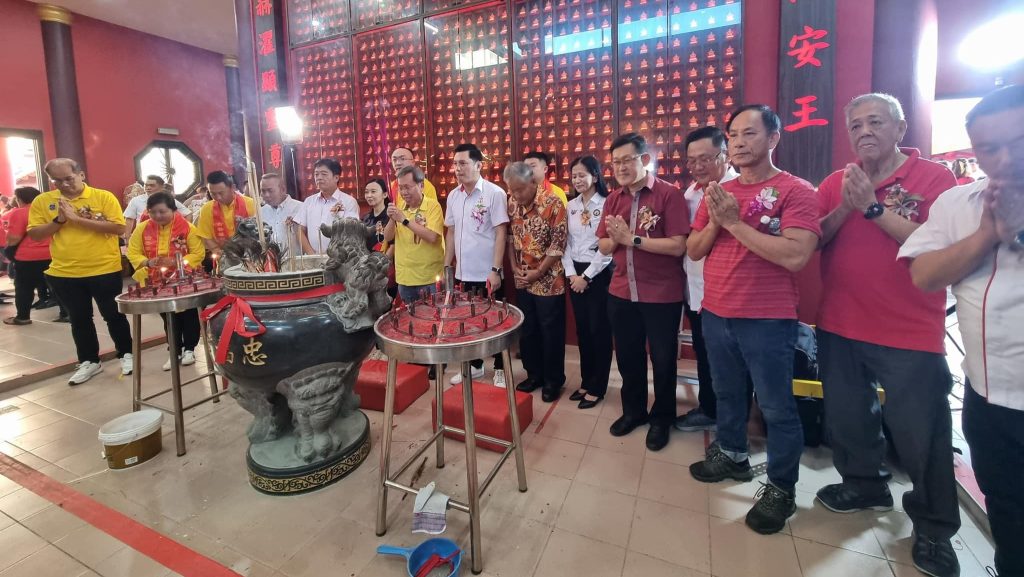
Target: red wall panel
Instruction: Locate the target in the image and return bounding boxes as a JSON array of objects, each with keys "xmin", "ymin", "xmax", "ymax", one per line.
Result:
[
  {"xmin": 0, "ymin": 0, "xmax": 56, "ymax": 162},
  {"xmin": 73, "ymin": 15, "xmax": 230, "ymax": 196}
]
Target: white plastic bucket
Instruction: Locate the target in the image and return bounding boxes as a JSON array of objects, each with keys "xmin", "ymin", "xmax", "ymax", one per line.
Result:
[{"xmin": 98, "ymin": 410, "xmax": 164, "ymax": 469}]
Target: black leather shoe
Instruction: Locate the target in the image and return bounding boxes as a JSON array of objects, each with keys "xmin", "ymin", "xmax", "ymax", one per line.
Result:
[
  {"xmin": 609, "ymin": 415, "xmax": 648, "ymax": 437},
  {"xmin": 578, "ymin": 395, "xmax": 602, "ymax": 409},
  {"xmin": 516, "ymin": 378, "xmax": 542, "ymax": 392},
  {"xmin": 569, "ymin": 389, "xmax": 587, "ymax": 401},
  {"xmin": 541, "ymin": 386, "xmax": 562, "ymax": 403},
  {"xmin": 912, "ymin": 533, "xmax": 960, "ymax": 577},
  {"xmin": 646, "ymin": 423, "xmax": 670, "ymax": 451}
]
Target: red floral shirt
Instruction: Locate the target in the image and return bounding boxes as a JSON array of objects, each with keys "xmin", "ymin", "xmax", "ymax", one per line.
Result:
[{"xmin": 509, "ymin": 190, "xmax": 568, "ymax": 296}]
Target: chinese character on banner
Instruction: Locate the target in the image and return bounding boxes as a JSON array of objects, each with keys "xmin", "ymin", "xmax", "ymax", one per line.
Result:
[
  {"xmin": 254, "ymin": 0, "xmax": 273, "ymax": 17},
  {"xmin": 261, "ymin": 70, "xmax": 278, "ymax": 93},
  {"xmin": 265, "ymin": 108, "xmax": 278, "ymax": 132},
  {"xmin": 784, "ymin": 95, "xmax": 829, "ymax": 132},
  {"xmin": 787, "ymin": 25, "xmax": 830, "ymax": 68},
  {"xmin": 258, "ymin": 30, "xmax": 276, "ymax": 56},
  {"xmin": 268, "ymin": 143, "xmax": 283, "ymax": 169}
]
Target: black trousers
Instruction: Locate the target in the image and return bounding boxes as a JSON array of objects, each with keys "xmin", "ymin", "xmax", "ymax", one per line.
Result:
[
  {"xmin": 458, "ymin": 279, "xmax": 504, "ymax": 370},
  {"xmin": 569, "ymin": 262, "xmax": 613, "ymax": 397},
  {"xmin": 963, "ymin": 384, "xmax": 1024, "ymax": 576},
  {"xmin": 160, "ymin": 310, "xmax": 201, "ymax": 353},
  {"xmin": 11, "ymin": 259, "xmax": 49, "ymax": 320},
  {"xmin": 684, "ymin": 304, "xmax": 718, "ymax": 417},
  {"xmin": 46, "ymin": 271, "xmax": 133, "ymax": 363},
  {"xmin": 517, "ymin": 289, "xmax": 566, "ymax": 390},
  {"xmin": 819, "ymin": 330, "xmax": 959, "ymax": 540},
  {"xmin": 608, "ymin": 295, "xmax": 682, "ymax": 426}
]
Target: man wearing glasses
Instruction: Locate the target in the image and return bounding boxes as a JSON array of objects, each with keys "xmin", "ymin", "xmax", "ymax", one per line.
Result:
[
  {"xmin": 27, "ymin": 158, "xmax": 134, "ymax": 385},
  {"xmin": 390, "ymin": 147, "xmax": 437, "ymax": 201},
  {"xmin": 596, "ymin": 132, "xmax": 689, "ymax": 451},
  {"xmin": 675, "ymin": 126, "xmax": 738, "ymax": 434}
]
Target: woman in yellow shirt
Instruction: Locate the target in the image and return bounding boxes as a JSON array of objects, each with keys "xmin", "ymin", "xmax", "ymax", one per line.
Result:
[{"xmin": 127, "ymin": 192, "xmax": 206, "ymax": 371}]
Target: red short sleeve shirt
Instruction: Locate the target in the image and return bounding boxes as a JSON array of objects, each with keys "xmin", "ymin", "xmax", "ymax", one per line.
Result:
[
  {"xmin": 818, "ymin": 148, "xmax": 957, "ymax": 353},
  {"xmin": 1, "ymin": 207, "xmax": 51, "ymax": 261},
  {"xmin": 596, "ymin": 174, "xmax": 690, "ymax": 304},
  {"xmin": 694, "ymin": 171, "xmax": 820, "ymax": 319}
]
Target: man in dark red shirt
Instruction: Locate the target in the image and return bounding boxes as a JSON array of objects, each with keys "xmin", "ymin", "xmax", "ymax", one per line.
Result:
[
  {"xmin": 817, "ymin": 93, "xmax": 960, "ymax": 577},
  {"xmin": 686, "ymin": 105, "xmax": 820, "ymax": 535},
  {"xmin": 596, "ymin": 133, "xmax": 689, "ymax": 451}
]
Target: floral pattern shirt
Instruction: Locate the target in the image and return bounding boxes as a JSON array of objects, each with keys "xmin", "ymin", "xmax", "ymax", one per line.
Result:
[{"xmin": 509, "ymin": 190, "xmax": 568, "ymax": 296}]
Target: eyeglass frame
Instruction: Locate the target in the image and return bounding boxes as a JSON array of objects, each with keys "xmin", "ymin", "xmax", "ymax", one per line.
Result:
[{"xmin": 685, "ymin": 152, "xmax": 726, "ymax": 168}]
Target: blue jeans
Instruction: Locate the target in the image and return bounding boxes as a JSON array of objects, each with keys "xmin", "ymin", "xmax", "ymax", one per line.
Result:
[
  {"xmin": 703, "ymin": 311, "xmax": 803, "ymax": 492},
  {"xmin": 397, "ymin": 283, "xmax": 437, "ymax": 305}
]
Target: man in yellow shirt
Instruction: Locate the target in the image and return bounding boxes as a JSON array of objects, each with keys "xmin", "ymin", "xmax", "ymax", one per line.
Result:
[
  {"xmin": 524, "ymin": 151, "xmax": 568, "ymax": 205},
  {"xmin": 27, "ymin": 158, "xmax": 134, "ymax": 385},
  {"xmin": 390, "ymin": 147, "xmax": 437, "ymax": 201},
  {"xmin": 195, "ymin": 170, "xmax": 257, "ymax": 256},
  {"xmin": 384, "ymin": 165, "xmax": 444, "ymax": 303}
]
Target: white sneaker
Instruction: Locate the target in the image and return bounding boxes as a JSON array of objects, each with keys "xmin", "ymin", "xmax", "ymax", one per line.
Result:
[
  {"xmin": 493, "ymin": 369, "xmax": 506, "ymax": 388},
  {"xmin": 68, "ymin": 361, "xmax": 102, "ymax": 385},
  {"xmin": 450, "ymin": 365, "xmax": 485, "ymax": 385},
  {"xmin": 162, "ymin": 356, "xmax": 172, "ymax": 372},
  {"xmin": 180, "ymin": 349, "xmax": 196, "ymax": 366},
  {"xmin": 120, "ymin": 353, "xmax": 134, "ymax": 376}
]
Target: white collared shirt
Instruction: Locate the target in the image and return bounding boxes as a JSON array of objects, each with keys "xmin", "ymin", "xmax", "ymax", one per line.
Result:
[
  {"xmin": 260, "ymin": 196, "xmax": 303, "ymax": 248},
  {"xmin": 561, "ymin": 192, "xmax": 612, "ymax": 279},
  {"xmin": 294, "ymin": 189, "xmax": 360, "ymax": 254},
  {"xmin": 898, "ymin": 178, "xmax": 1024, "ymax": 411},
  {"xmin": 683, "ymin": 167, "xmax": 738, "ymax": 311},
  {"xmin": 444, "ymin": 178, "xmax": 510, "ymax": 282},
  {"xmin": 123, "ymin": 193, "xmax": 191, "ymax": 220}
]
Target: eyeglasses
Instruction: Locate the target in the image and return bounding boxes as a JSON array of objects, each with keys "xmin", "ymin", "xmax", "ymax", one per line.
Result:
[
  {"xmin": 686, "ymin": 154, "xmax": 724, "ymax": 168},
  {"xmin": 610, "ymin": 154, "xmax": 641, "ymax": 167}
]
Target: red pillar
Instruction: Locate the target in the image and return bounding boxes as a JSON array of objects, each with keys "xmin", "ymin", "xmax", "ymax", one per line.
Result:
[{"xmin": 37, "ymin": 4, "xmax": 86, "ymax": 169}]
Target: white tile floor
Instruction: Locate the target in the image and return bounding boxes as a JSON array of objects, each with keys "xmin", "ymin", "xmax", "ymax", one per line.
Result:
[{"xmin": 0, "ymin": 317, "xmax": 998, "ymax": 577}]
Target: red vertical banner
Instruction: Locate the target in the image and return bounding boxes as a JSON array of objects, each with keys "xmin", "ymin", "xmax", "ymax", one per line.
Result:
[
  {"xmin": 776, "ymin": 0, "xmax": 834, "ymax": 185},
  {"xmin": 252, "ymin": 0, "xmax": 290, "ymax": 179}
]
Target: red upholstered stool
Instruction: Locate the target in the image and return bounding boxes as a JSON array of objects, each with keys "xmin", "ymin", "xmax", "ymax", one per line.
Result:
[
  {"xmin": 432, "ymin": 383, "xmax": 533, "ymax": 453},
  {"xmin": 356, "ymin": 360, "xmax": 429, "ymax": 414}
]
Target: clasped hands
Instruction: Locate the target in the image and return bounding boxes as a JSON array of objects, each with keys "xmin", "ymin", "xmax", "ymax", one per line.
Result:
[
  {"xmin": 840, "ymin": 164, "xmax": 878, "ymax": 213},
  {"xmin": 703, "ymin": 181, "xmax": 741, "ymax": 228},
  {"xmin": 981, "ymin": 178, "xmax": 1024, "ymax": 247}
]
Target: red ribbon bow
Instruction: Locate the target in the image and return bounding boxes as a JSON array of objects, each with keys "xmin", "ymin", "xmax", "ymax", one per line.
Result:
[{"xmin": 200, "ymin": 295, "xmax": 266, "ymax": 364}]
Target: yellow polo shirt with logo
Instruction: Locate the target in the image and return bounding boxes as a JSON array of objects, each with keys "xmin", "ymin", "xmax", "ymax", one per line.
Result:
[
  {"xmin": 27, "ymin": 186, "xmax": 125, "ymax": 278},
  {"xmin": 544, "ymin": 181, "xmax": 568, "ymax": 205},
  {"xmin": 195, "ymin": 196, "xmax": 258, "ymax": 240},
  {"xmin": 394, "ymin": 195, "xmax": 445, "ymax": 286},
  {"xmin": 126, "ymin": 219, "xmax": 206, "ymax": 285}
]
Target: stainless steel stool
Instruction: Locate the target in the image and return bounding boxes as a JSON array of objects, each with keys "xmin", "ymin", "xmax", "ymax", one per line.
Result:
[{"xmin": 374, "ymin": 309, "xmax": 528, "ymax": 575}]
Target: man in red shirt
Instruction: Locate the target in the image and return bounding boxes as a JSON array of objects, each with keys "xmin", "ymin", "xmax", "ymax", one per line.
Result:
[
  {"xmin": 596, "ymin": 133, "xmax": 689, "ymax": 451},
  {"xmin": 686, "ymin": 105, "xmax": 820, "ymax": 534},
  {"xmin": 816, "ymin": 93, "xmax": 960, "ymax": 577}
]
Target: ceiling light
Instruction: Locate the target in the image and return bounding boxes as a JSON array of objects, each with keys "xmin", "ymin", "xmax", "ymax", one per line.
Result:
[{"xmin": 958, "ymin": 12, "xmax": 1024, "ymax": 71}]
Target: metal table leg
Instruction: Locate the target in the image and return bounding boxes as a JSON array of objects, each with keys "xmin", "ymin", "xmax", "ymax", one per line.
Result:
[
  {"xmin": 376, "ymin": 357, "xmax": 399, "ymax": 536},
  {"xmin": 461, "ymin": 361, "xmax": 483, "ymax": 575},
  {"xmin": 131, "ymin": 314, "xmax": 142, "ymax": 411},
  {"xmin": 502, "ymin": 349, "xmax": 528, "ymax": 492},
  {"xmin": 167, "ymin": 313, "xmax": 187, "ymax": 456},
  {"xmin": 435, "ymin": 363, "xmax": 445, "ymax": 469},
  {"xmin": 199, "ymin": 316, "xmax": 219, "ymax": 402}
]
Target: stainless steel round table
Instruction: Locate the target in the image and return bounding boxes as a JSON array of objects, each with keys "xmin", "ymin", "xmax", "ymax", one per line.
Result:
[{"xmin": 116, "ymin": 287, "xmax": 226, "ymax": 456}]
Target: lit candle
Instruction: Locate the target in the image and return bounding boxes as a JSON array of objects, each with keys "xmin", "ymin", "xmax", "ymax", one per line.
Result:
[
  {"xmin": 160, "ymin": 267, "xmax": 168, "ymax": 286},
  {"xmin": 212, "ymin": 253, "xmax": 220, "ymax": 276},
  {"xmin": 435, "ymin": 274, "xmax": 441, "ymax": 293}
]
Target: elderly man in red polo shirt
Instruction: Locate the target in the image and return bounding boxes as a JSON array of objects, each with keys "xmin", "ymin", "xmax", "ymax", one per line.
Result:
[
  {"xmin": 596, "ymin": 132, "xmax": 688, "ymax": 452},
  {"xmin": 686, "ymin": 105, "xmax": 820, "ymax": 535},
  {"xmin": 817, "ymin": 93, "xmax": 960, "ymax": 577}
]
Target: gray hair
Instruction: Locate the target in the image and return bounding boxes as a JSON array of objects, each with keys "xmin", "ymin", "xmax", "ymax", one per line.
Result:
[
  {"xmin": 503, "ymin": 161, "xmax": 535, "ymax": 185},
  {"xmin": 844, "ymin": 93, "xmax": 905, "ymax": 125},
  {"xmin": 44, "ymin": 158, "xmax": 82, "ymax": 175},
  {"xmin": 395, "ymin": 165, "xmax": 424, "ymax": 185}
]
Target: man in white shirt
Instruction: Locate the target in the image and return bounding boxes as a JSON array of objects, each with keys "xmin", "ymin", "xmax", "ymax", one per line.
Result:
[
  {"xmin": 444, "ymin": 143, "xmax": 509, "ymax": 384},
  {"xmin": 295, "ymin": 158, "xmax": 360, "ymax": 254},
  {"xmin": 676, "ymin": 126, "xmax": 739, "ymax": 434},
  {"xmin": 899, "ymin": 84, "xmax": 1024, "ymax": 577},
  {"xmin": 259, "ymin": 172, "xmax": 302, "ymax": 251},
  {"xmin": 123, "ymin": 175, "xmax": 190, "ymax": 240}
]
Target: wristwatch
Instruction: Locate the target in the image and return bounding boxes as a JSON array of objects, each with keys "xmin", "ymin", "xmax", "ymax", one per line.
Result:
[
  {"xmin": 581, "ymin": 274, "xmax": 592, "ymax": 284},
  {"xmin": 632, "ymin": 235, "xmax": 642, "ymax": 246},
  {"xmin": 52, "ymin": 215, "xmax": 66, "ymax": 224},
  {"xmin": 401, "ymin": 218, "xmax": 410, "ymax": 226},
  {"xmin": 864, "ymin": 203, "xmax": 885, "ymax": 220},
  {"xmin": 490, "ymin": 266, "xmax": 503, "ymax": 279}
]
